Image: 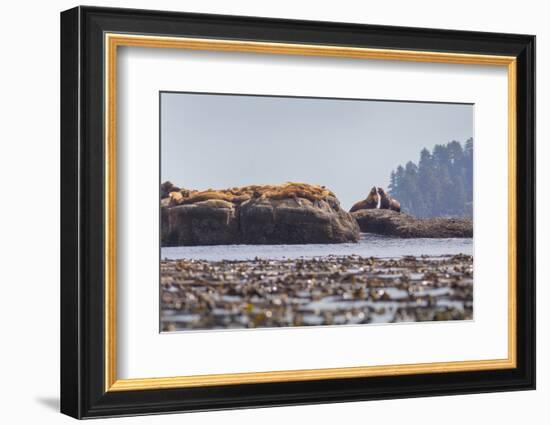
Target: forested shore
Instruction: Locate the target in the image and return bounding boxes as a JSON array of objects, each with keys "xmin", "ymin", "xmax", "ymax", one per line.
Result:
[{"xmin": 389, "ymin": 139, "xmax": 473, "ymax": 218}]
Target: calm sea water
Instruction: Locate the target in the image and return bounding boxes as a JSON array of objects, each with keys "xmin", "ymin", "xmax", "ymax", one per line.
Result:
[{"xmin": 161, "ymin": 233, "xmax": 473, "ymax": 261}]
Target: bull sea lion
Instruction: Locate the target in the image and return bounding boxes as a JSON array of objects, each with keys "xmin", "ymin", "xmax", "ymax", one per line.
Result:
[
  {"xmin": 377, "ymin": 187, "xmax": 401, "ymax": 213},
  {"xmin": 349, "ymin": 186, "xmax": 401, "ymax": 213},
  {"xmin": 350, "ymin": 187, "xmax": 379, "ymax": 212}
]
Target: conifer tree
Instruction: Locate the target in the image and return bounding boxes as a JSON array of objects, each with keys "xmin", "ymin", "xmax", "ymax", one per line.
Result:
[{"xmin": 388, "ymin": 139, "xmax": 473, "ymax": 218}]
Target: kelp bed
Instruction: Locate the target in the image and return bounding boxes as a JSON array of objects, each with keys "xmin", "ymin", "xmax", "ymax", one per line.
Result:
[{"xmin": 160, "ymin": 254, "xmax": 473, "ymax": 331}]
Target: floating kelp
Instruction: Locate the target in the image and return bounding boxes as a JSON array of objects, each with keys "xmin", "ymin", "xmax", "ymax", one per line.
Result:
[{"xmin": 160, "ymin": 254, "xmax": 473, "ymax": 331}]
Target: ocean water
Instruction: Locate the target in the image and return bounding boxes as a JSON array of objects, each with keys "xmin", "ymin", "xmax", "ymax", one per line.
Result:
[{"xmin": 161, "ymin": 233, "xmax": 473, "ymax": 261}]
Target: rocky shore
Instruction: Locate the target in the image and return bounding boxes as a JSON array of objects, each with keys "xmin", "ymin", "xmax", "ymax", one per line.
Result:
[
  {"xmin": 161, "ymin": 181, "xmax": 474, "ymax": 244},
  {"xmin": 352, "ymin": 209, "xmax": 473, "ymax": 238},
  {"xmin": 161, "ymin": 182, "xmax": 360, "ymax": 246},
  {"xmin": 161, "ymin": 254, "xmax": 473, "ymax": 331}
]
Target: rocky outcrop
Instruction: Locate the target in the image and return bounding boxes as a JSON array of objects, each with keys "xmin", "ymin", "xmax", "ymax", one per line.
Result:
[
  {"xmin": 161, "ymin": 182, "xmax": 360, "ymax": 246},
  {"xmin": 352, "ymin": 209, "xmax": 472, "ymax": 238}
]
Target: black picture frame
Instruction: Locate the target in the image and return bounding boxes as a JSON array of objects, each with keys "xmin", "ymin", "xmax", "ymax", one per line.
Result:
[{"xmin": 61, "ymin": 5, "xmax": 535, "ymax": 419}]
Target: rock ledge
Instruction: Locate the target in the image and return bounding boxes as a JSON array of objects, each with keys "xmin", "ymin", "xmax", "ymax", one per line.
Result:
[
  {"xmin": 161, "ymin": 182, "xmax": 360, "ymax": 246},
  {"xmin": 352, "ymin": 209, "xmax": 472, "ymax": 238}
]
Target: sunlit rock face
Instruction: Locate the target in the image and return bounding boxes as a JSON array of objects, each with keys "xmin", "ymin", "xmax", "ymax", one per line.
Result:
[{"xmin": 160, "ymin": 182, "xmax": 360, "ymax": 246}]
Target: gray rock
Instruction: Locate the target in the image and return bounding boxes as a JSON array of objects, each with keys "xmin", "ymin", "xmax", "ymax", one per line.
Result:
[
  {"xmin": 352, "ymin": 209, "xmax": 472, "ymax": 238},
  {"xmin": 239, "ymin": 196, "xmax": 360, "ymax": 245},
  {"xmin": 161, "ymin": 184, "xmax": 360, "ymax": 246},
  {"xmin": 161, "ymin": 200, "xmax": 239, "ymax": 246}
]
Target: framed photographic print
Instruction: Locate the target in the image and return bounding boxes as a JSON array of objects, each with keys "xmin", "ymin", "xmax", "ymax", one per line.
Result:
[{"xmin": 60, "ymin": 6, "xmax": 535, "ymax": 419}]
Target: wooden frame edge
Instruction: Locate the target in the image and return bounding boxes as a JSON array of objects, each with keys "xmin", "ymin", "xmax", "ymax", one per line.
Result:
[
  {"xmin": 108, "ymin": 358, "xmax": 516, "ymax": 391},
  {"xmin": 104, "ymin": 33, "xmax": 518, "ymax": 393}
]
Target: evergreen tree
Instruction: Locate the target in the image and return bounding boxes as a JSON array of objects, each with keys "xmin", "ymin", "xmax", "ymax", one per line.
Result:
[
  {"xmin": 388, "ymin": 139, "xmax": 473, "ymax": 218},
  {"xmin": 417, "ymin": 148, "xmax": 435, "ymax": 217},
  {"xmin": 388, "ymin": 170, "xmax": 397, "ymax": 194}
]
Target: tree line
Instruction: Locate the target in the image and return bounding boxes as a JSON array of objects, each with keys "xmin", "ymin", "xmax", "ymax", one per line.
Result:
[{"xmin": 388, "ymin": 138, "xmax": 473, "ymax": 218}]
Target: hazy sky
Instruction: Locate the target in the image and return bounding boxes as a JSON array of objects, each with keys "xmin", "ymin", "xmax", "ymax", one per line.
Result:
[{"xmin": 161, "ymin": 92, "xmax": 473, "ymax": 210}]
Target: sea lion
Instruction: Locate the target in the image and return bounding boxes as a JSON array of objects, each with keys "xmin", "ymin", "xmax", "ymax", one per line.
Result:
[
  {"xmin": 349, "ymin": 187, "xmax": 380, "ymax": 212},
  {"xmin": 160, "ymin": 181, "xmax": 180, "ymax": 199},
  {"xmin": 389, "ymin": 198, "xmax": 401, "ymax": 212},
  {"xmin": 377, "ymin": 187, "xmax": 401, "ymax": 212},
  {"xmin": 349, "ymin": 186, "xmax": 401, "ymax": 213}
]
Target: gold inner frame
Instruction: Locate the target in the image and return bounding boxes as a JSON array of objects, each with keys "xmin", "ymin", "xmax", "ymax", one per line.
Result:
[{"xmin": 104, "ymin": 33, "xmax": 517, "ymax": 392}]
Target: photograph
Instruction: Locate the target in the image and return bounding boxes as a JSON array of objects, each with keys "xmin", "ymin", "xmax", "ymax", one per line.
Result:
[
  {"xmin": 160, "ymin": 92, "xmax": 475, "ymax": 332},
  {"xmin": 58, "ymin": 5, "xmax": 536, "ymax": 419}
]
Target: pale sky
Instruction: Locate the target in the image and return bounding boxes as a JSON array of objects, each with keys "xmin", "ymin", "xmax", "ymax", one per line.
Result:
[{"xmin": 161, "ymin": 92, "xmax": 473, "ymax": 210}]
